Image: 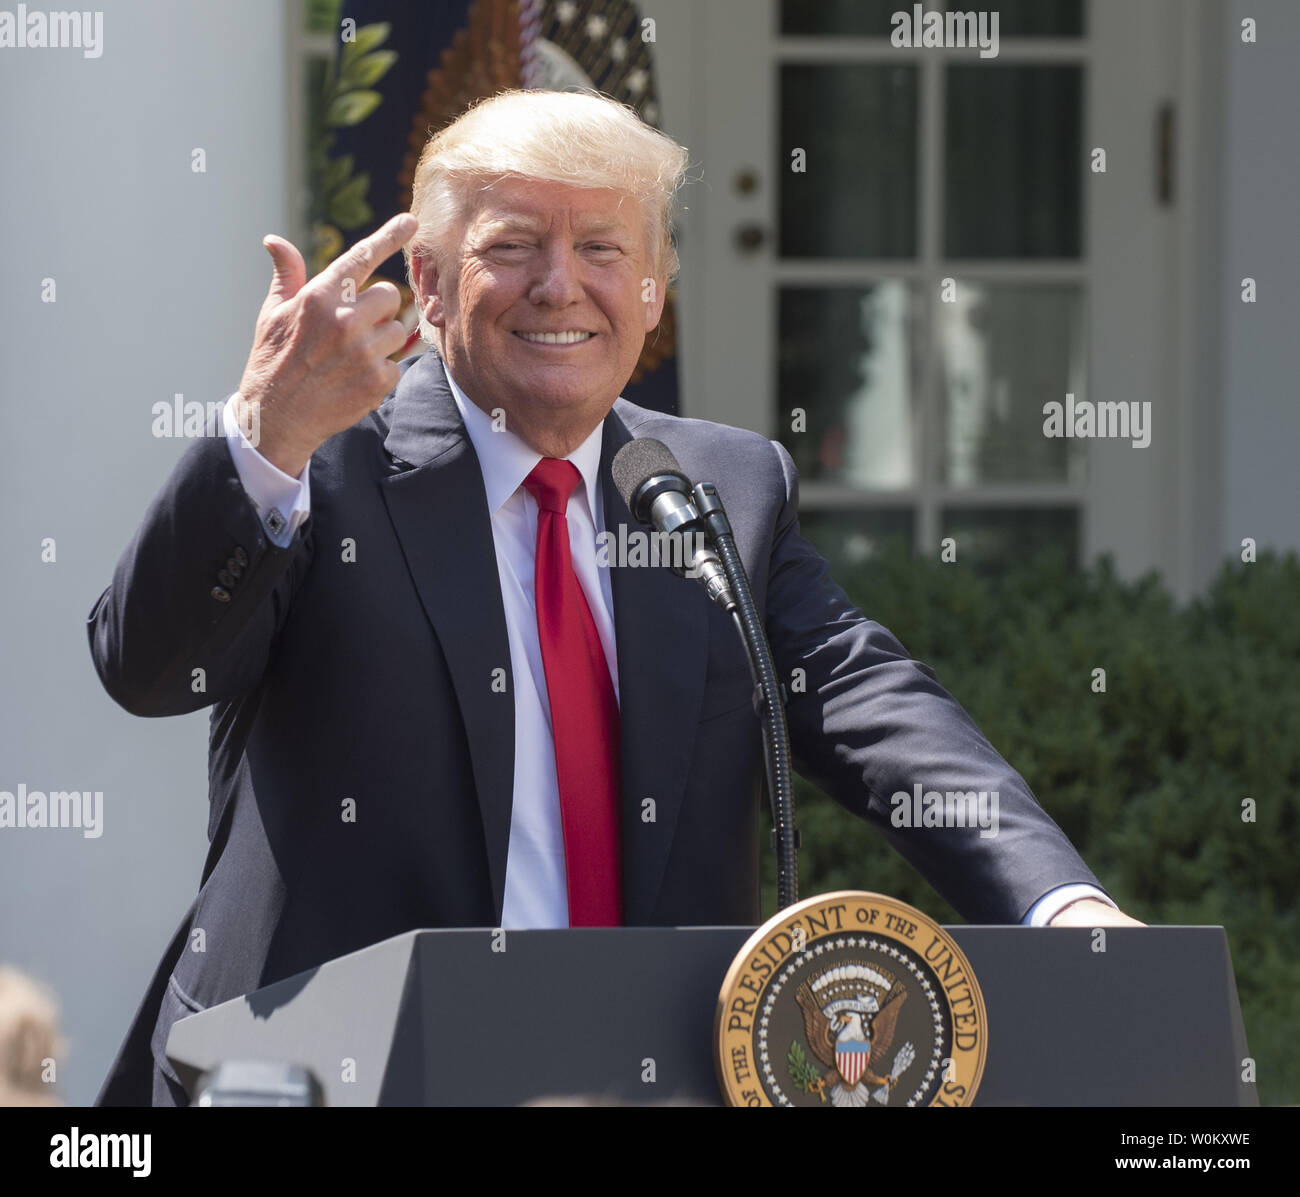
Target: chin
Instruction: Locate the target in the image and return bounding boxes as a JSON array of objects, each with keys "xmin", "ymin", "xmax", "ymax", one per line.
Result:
[{"xmin": 524, "ymin": 378, "xmax": 609, "ymax": 410}]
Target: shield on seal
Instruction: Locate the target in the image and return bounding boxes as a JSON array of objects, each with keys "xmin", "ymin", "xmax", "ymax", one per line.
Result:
[{"xmin": 835, "ymin": 1040, "xmax": 871, "ymax": 1086}]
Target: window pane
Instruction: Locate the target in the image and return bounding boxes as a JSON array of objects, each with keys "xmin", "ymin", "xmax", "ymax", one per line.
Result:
[
  {"xmin": 942, "ymin": 507, "xmax": 1079, "ymax": 569},
  {"xmin": 946, "ymin": 0, "xmax": 1083, "ymax": 38},
  {"xmin": 780, "ymin": 0, "xmax": 903, "ymax": 36},
  {"xmin": 780, "ymin": 65, "xmax": 918, "ymax": 258},
  {"xmin": 777, "ymin": 283, "xmax": 922, "ymax": 488},
  {"xmin": 797, "ymin": 510, "xmax": 915, "ymax": 574},
  {"xmin": 944, "ymin": 66, "xmax": 1082, "ymax": 258},
  {"xmin": 783, "ymin": 1, "xmax": 1084, "ymax": 39},
  {"xmin": 939, "ymin": 283, "xmax": 1086, "ymax": 486}
]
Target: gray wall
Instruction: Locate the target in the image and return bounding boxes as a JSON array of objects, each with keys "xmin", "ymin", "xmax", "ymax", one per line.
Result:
[
  {"xmin": 1221, "ymin": 0, "xmax": 1300, "ymax": 559},
  {"xmin": 0, "ymin": 0, "xmax": 289, "ymax": 1103}
]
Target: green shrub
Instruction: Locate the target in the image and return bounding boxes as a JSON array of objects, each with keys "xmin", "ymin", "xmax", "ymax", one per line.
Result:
[{"xmin": 761, "ymin": 544, "xmax": 1300, "ymax": 1106}]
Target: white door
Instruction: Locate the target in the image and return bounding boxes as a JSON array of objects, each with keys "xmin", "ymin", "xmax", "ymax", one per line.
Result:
[{"xmin": 681, "ymin": 0, "xmax": 1194, "ymax": 582}]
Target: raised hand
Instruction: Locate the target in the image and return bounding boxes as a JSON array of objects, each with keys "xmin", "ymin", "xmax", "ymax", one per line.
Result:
[{"xmin": 234, "ymin": 212, "xmax": 419, "ymax": 477}]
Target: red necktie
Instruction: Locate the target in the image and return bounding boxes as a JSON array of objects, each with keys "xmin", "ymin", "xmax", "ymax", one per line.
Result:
[{"xmin": 523, "ymin": 459, "xmax": 623, "ymax": 926}]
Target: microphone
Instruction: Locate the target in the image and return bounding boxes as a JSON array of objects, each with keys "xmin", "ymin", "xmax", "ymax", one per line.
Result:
[
  {"xmin": 610, "ymin": 437, "xmax": 799, "ymax": 910},
  {"xmin": 610, "ymin": 439, "xmax": 735, "ymax": 612}
]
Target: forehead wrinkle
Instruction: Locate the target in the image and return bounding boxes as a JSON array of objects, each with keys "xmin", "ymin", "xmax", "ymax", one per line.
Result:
[{"xmin": 471, "ymin": 184, "xmax": 641, "ymax": 232}]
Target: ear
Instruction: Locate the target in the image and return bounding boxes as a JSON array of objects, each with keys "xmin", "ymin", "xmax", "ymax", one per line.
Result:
[
  {"xmin": 412, "ymin": 250, "xmax": 448, "ymax": 329},
  {"xmin": 643, "ymin": 271, "xmax": 669, "ymax": 332}
]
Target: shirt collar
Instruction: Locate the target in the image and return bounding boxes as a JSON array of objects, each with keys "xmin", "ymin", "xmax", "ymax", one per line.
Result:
[{"xmin": 443, "ymin": 361, "xmax": 605, "ymax": 522}]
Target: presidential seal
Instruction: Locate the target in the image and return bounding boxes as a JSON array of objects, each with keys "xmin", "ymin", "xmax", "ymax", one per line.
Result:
[{"xmin": 715, "ymin": 892, "xmax": 987, "ymax": 1107}]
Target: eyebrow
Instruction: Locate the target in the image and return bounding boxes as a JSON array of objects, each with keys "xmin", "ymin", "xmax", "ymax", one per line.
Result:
[{"xmin": 477, "ymin": 216, "xmax": 630, "ymax": 238}]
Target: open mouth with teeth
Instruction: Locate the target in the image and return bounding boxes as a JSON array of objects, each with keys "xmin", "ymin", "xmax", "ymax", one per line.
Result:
[{"xmin": 513, "ymin": 331, "xmax": 597, "ymax": 345}]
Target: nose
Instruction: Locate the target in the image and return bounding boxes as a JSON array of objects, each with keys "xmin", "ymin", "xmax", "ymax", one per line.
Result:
[{"xmin": 527, "ymin": 240, "xmax": 584, "ymax": 307}]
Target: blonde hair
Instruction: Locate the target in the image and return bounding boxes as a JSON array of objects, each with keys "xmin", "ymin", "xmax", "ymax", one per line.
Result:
[
  {"xmin": 405, "ymin": 89, "xmax": 690, "ymax": 343},
  {"xmin": 0, "ymin": 967, "xmax": 64, "ymax": 1104}
]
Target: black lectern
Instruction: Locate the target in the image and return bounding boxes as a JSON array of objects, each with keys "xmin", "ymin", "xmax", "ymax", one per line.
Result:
[{"xmin": 165, "ymin": 926, "xmax": 1255, "ymax": 1106}]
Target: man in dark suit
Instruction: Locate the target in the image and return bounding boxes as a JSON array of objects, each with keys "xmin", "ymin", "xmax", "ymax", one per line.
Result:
[{"xmin": 89, "ymin": 90, "xmax": 1136, "ymax": 1106}]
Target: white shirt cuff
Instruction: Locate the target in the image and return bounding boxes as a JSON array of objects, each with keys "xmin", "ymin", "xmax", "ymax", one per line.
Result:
[
  {"xmin": 1023, "ymin": 884, "xmax": 1117, "ymax": 927},
  {"xmin": 222, "ymin": 394, "xmax": 311, "ymax": 548}
]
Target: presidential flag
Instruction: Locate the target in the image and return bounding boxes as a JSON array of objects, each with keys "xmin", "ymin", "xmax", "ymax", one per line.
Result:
[{"xmin": 307, "ymin": 0, "xmax": 681, "ymax": 413}]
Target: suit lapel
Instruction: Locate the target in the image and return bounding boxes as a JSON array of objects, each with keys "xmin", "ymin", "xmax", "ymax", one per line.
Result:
[
  {"xmin": 378, "ymin": 361, "xmax": 709, "ymax": 927},
  {"xmin": 380, "ymin": 354, "xmax": 514, "ymax": 921},
  {"xmin": 602, "ymin": 408, "xmax": 709, "ymax": 925}
]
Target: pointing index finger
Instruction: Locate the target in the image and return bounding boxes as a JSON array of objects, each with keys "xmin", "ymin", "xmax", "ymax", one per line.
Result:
[{"xmin": 321, "ymin": 213, "xmax": 419, "ymax": 291}]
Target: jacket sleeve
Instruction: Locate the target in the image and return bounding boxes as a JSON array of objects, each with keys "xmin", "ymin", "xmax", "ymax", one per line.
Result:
[
  {"xmin": 87, "ymin": 425, "xmax": 314, "ymax": 718},
  {"xmin": 761, "ymin": 439, "xmax": 1106, "ymax": 924}
]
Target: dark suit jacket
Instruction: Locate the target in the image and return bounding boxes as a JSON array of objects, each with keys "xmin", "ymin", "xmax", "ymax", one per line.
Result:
[{"xmin": 88, "ymin": 350, "xmax": 1104, "ymax": 1104}]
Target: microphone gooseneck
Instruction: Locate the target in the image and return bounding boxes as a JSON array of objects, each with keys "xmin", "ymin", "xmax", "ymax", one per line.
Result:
[
  {"xmin": 610, "ymin": 439, "xmax": 799, "ymax": 911},
  {"xmin": 694, "ymin": 481, "xmax": 798, "ymax": 912}
]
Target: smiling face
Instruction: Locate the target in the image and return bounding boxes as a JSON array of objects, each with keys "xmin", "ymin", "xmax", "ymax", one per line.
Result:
[{"xmin": 413, "ymin": 176, "xmax": 668, "ymax": 458}]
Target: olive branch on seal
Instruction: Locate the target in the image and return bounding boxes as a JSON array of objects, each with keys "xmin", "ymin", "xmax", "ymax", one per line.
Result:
[{"xmin": 787, "ymin": 1041, "xmax": 828, "ymax": 1102}]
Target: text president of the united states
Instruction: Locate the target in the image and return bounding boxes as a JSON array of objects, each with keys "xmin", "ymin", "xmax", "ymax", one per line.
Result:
[{"xmin": 88, "ymin": 89, "xmax": 1140, "ymax": 1106}]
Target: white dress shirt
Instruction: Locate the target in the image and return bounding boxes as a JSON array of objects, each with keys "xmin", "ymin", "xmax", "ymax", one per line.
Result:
[
  {"xmin": 220, "ymin": 387, "xmax": 1113, "ymax": 928},
  {"xmin": 442, "ymin": 372, "xmax": 619, "ymax": 929}
]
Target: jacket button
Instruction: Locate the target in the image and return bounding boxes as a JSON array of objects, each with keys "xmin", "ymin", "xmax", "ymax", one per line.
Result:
[
  {"xmin": 225, "ymin": 557, "xmax": 243, "ymax": 579},
  {"xmin": 211, "ymin": 586, "xmax": 231, "ymax": 603},
  {"xmin": 233, "ymin": 546, "xmax": 249, "ymax": 567},
  {"xmin": 217, "ymin": 569, "xmax": 236, "ymax": 588}
]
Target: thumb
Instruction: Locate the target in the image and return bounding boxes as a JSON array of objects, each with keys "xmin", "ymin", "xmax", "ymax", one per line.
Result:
[{"xmin": 261, "ymin": 234, "xmax": 307, "ymax": 307}]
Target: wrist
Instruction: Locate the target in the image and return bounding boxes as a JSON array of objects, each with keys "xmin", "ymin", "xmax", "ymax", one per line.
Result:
[
  {"xmin": 233, "ymin": 392, "xmax": 314, "ymax": 478},
  {"xmin": 1047, "ymin": 897, "xmax": 1142, "ymax": 928}
]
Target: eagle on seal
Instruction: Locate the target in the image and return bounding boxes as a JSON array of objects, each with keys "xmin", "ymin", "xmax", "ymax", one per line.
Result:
[{"xmin": 795, "ymin": 976, "xmax": 916, "ymax": 1107}]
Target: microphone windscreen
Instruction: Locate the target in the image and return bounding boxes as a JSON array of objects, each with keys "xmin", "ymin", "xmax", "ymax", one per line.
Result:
[{"xmin": 610, "ymin": 438, "xmax": 686, "ymax": 512}]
